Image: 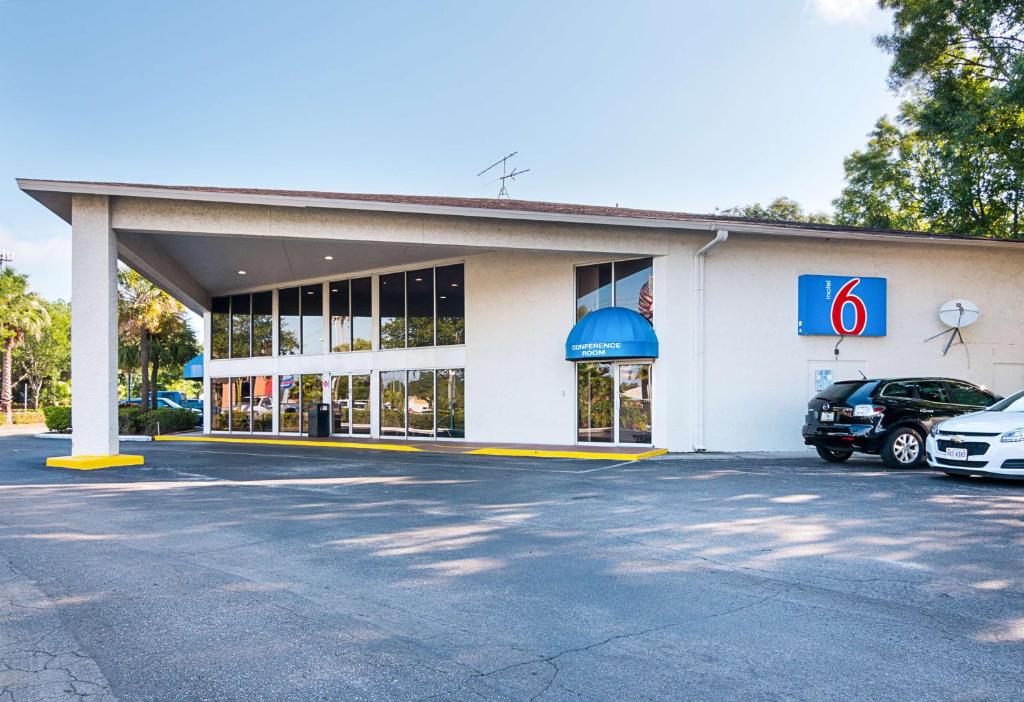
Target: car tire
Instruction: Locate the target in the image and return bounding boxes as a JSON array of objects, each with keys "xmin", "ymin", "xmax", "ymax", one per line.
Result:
[
  {"xmin": 881, "ymin": 427, "xmax": 924, "ymax": 468},
  {"xmin": 815, "ymin": 446, "xmax": 853, "ymax": 463}
]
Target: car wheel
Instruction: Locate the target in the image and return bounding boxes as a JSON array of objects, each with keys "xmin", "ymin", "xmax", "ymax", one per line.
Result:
[
  {"xmin": 882, "ymin": 427, "xmax": 924, "ymax": 468},
  {"xmin": 815, "ymin": 446, "xmax": 853, "ymax": 463}
]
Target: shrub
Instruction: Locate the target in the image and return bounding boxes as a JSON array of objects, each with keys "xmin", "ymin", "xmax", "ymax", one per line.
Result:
[
  {"xmin": 42, "ymin": 406, "xmax": 72, "ymax": 432},
  {"xmin": 136, "ymin": 408, "xmax": 199, "ymax": 435},
  {"xmin": 12, "ymin": 410, "xmax": 46, "ymax": 425},
  {"xmin": 118, "ymin": 406, "xmax": 145, "ymax": 434}
]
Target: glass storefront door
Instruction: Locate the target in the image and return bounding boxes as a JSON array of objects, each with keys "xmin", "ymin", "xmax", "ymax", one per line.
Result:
[
  {"xmin": 577, "ymin": 362, "xmax": 653, "ymax": 445},
  {"xmin": 331, "ymin": 373, "xmax": 371, "ymax": 436}
]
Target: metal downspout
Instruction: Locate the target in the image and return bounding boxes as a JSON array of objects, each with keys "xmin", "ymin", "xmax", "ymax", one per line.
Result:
[{"xmin": 692, "ymin": 229, "xmax": 729, "ymax": 452}]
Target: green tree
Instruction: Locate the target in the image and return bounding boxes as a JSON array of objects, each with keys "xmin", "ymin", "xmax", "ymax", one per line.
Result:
[
  {"xmin": 117, "ymin": 268, "xmax": 181, "ymax": 411},
  {"xmin": 835, "ymin": 0, "xmax": 1024, "ymax": 238},
  {"xmin": 13, "ymin": 299, "xmax": 70, "ymax": 410},
  {"xmin": 148, "ymin": 310, "xmax": 200, "ymax": 407},
  {"xmin": 0, "ymin": 270, "xmax": 50, "ymax": 424},
  {"xmin": 717, "ymin": 197, "xmax": 832, "ymax": 224}
]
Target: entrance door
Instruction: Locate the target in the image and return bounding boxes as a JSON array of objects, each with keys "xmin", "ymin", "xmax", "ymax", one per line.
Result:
[
  {"xmin": 577, "ymin": 362, "xmax": 653, "ymax": 445},
  {"xmin": 331, "ymin": 373, "xmax": 371, "ymax": 436}
]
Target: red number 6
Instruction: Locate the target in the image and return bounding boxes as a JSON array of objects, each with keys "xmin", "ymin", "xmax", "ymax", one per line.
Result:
[{"xmin": 831, "ymin": 278, "xmax": 867, "ymax": 335}]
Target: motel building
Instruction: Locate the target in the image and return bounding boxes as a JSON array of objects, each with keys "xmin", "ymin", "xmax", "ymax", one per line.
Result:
[{"xmin": 17, "ymin": 179, "xmax": 1024, "ymax": 468}]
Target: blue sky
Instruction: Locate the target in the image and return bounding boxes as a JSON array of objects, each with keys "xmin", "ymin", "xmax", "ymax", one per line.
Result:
[{"xmin": 0, "ymin": 0, "xmax": 898, "ymax": 302}]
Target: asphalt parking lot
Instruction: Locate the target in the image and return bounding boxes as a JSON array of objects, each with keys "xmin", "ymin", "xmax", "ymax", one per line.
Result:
[{"xmin": 1, "ymin": 437, "xmax": 1023, "ymax": 701}]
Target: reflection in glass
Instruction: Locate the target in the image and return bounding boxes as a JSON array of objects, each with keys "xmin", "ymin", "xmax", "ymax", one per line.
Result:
[
  {"xmin": 614, "ymin": 258, "xmax": 654, "ymax": 322},
  {"xmin": 211, "ymin": 297, "xmax": 230, "ymax": 359},
  {"xmin": 407, "ymin": 370, "xmax": 435, "ymax": 437},
  {"xmin": 380, "ymin": 273, "xmax": 406, "ymax": 349},
  {"xmin": 436, "ymin": 369, "xmax": 465, "ymax": 438},
  {"xmin": 577, "ymin": 363, "xmax": 613, "ymax": 442},
  {"xmin": 436, "ymin": 264, "xmax": 464, "ymax": 345},
  {"xmin": 331, "ymin": 375, "xmax": 350, "ymax": 435},
  {"xmin": 210, "ymin": 378, "xmax": 229, "ymax": 430},
  {"xmin": 301, "ymin": 374, "xmax": 323, "ymax": 427},
  {"xmin": 301, "ymin": 285, "xmax": 323, "ymax": 355},
  {"xmin": 352, "ymin": 374, "xmax": 371, "ymax": 434},
  {"xmin": 230, "ymin": 294, "xmax": 251, "ymax": 358},
  {"xmin": 618, "ymin": 364, "xmax": 652, "ymax": 443},
  {"xmin": 252, "ymin": 292, "xmax": 273, "ymax": 356},
  {"xmin": 230, "ymin": 376, "xmax": 251, "ymax": 432},
  {"xmin": 279, "ymin": 375, "xmax": 300, "ymax": 433},
  {"xmin": 329, "ymin": 281, "xmax": 351, "ymax": 352},
  {"xmin": 251, "ymin": 375, "xmax": 273, "ymax": 432},
  {"xmin": 575, "ymin": 263, "xmax": 612, "ymax": 321},
  {"xmin": 380, "ymin": 370, "xmax": 406, "ymax": 436},
  {"xmin": 407, "ymin": 269, "xmax": 434, "ymax": 347},
  {"xmin": 278, "ymin": 287, "xmax": 301, "ymax": 356},
  {"xmin": 351, "ymin": 277, "xmax": 372, "ymax": 351}
]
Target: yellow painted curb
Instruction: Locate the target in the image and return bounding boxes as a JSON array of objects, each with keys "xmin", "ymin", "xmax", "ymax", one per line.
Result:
[
  {"xmin": 153, "ymin": 435, "xmax": 423, "ymax": 453},
  {"xmin": 46, "ymin": 454, "xmax": 145, "ymax": 470},
  {"xmin": 465, "ymin": 447, "xmax": 668, "ymax": 461}
]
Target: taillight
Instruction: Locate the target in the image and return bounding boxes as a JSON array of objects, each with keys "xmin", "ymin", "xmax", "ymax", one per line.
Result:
[{"xmin": 853, "ymin": 404, "xmax": 885, "ymax": 418}]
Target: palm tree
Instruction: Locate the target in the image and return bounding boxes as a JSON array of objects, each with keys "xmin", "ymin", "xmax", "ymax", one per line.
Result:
[
  {"xmin": 118, "ymin": 269, "xmax": 179, "ymax": 411},
  {"xmin": 148, "ymin": 310, "xmax": 199, "ymax": 408},
  {"xmin": 0, "ymin": 270, "xmax": 50, "ymax": 424}
]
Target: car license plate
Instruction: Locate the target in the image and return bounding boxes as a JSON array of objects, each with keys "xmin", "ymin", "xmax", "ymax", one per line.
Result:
[
  {"xmin": 947, "ymin": 448, "xmax": 969, "ymax": 460},
  {"xmin": 819, "ymin": 411, "xmax": 835, "ymax": 422}
]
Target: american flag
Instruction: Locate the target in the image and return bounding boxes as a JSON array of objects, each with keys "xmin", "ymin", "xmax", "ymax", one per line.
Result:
[{"xmin": 638, "ymin": 279, "xmax": 653, "ymax": 321}]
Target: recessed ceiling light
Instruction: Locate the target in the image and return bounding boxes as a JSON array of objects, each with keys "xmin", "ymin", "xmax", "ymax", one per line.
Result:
[
  {"xmin": 450, "ymin": 282, "xmax": 459, "ymax": 287},
  {"xmin": 330, "ymin": 288, "xmax": 338, "ymax": 293},
  {"xmin": 439, "ymin": 295, "xmax": 447, "ymax": 300},
  {"xmin": 324, "ymin": 255, "xmax": 334, "ymax": 261},
  {"xmin": 414, "ymin": 277, "xmax": 423, "ymax": 282},
  {"xmin": 238, "ymin": 270, "xmax": 247, "ymax": 275},
  {"xmin": 307, "ymin": 290, "xmax": 314, "ymax": 295}
]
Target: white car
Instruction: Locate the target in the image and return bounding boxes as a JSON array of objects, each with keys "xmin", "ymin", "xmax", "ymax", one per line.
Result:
[{"xmin": 926, "ymin": 389, "xmax": 1024, "ymax": 479}]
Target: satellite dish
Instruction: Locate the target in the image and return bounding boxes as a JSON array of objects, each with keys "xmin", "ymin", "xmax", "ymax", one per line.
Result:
[{"xmin": 938, "ymin": 299, "xmax": 980, "ymax": 328}]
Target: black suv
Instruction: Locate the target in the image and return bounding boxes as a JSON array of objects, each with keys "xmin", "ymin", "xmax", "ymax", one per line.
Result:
[{"xmin": 803, "ymin": 378, "xmax": 1000, "ymax": 468}]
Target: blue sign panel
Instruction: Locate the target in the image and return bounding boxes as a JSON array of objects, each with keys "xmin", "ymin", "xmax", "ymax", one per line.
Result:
[
  {"xmin": 798, "ymin": 275, "xmax": 886, "ymax": 336},
  {"xmin": 565, "ymin": 307, "xmax": 659, "ymax": 361}
]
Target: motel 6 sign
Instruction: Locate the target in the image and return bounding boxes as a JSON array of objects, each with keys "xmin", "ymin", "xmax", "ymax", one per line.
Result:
[{"xmin": 798, "ymin": 274, "xmax": 887, "ymax": 337}]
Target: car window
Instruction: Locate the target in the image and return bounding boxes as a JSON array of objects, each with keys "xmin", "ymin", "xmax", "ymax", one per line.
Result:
[
  {"xmin": 946, "ymin": 381, "xmax": 996, "ymax": 406},
  {"xmin": 909, "ymin": 381, "xmax": 949, "ymax": 403},
  {"xmin": 815, "ymin": 381, "xmax": 869, "ymax": 402},
  {"xmin": 881, "ymin": 382, "xmax": 914, "ymax": 399}
]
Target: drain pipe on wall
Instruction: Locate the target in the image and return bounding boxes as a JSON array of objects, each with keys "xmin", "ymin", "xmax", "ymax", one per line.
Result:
[{"xmin": 692, "ymin": 229, "xmax": 729, "ymax": 452}]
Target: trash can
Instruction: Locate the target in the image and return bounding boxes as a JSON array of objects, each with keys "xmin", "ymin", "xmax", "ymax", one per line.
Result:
[{"xmin": 307, "ymin": 403, "xmax": 331, "ymax": 438}]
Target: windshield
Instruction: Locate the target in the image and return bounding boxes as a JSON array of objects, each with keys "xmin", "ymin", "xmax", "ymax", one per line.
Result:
[
  {"xmin": 989, "ymin": 390, "xmax": 1024, "ymax": 412},
  {"xmin": 161, "ymin": 398, "xmax": 183, "ymax": 409}
]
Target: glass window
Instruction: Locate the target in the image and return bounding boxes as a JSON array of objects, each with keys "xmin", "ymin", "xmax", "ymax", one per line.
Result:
[
  {"xmin": 331, "ymin": 375, "xmax": 350, "ymax": 435},
  {"xmin": 436, "ymin": 369, "xmax": 465, "ymax": 438},
  {"xmin": 278, "ymin": 287, "xmax": 301, "ymax": 356},
  {"xmin": 947, "ymin": 381, "xmax": 996, "ymax": 407},
  {"xmin": 618, "ymin": 364, "xmax": 652, "ymax": 444},
  {"xmin": 210, "ymin": 378, "xmax": 229, "ymax": 430},
  {"xmin": 576, "ymin": 263, "xmax": 612, "ymax": 321},
  {"xmin": 991, "ymin": 390, "xmax": 1024, "ymax": 413},
  {"xmin": 352, "ymin": 374, "xmax": 371, "ymax": 434},
  {"xmin": 436, "ymin": 264, "xmax": 465, "ymax": 345},
  {"xmin": 279, "ymin": 375, "xmax": 301, "ymax": 433},
  {"xmin": 351, "ymin": 277, "xmax": 372, "ymax": 351},
  {"xmin": 407, "ymin": 269, "xmax": 434, "ymax": 347},
  {"xmin": 230, "ymin": 294, "xmax": 251, "ymax": 358},
  {"xmin": 911, "ymin": 380, "xmax": 949, "ymax": 404},
  {"xmin": 881, "ymin": 382, "xmax": 913, "ymax": 399},
  {"xmin": 230, "ymin": 377, "xmax": 251, "ymax": 432},
  {"xmin": 577, "ymin": 363, "xmax": 613, "ymax": 442},
  {"xmin": 252, "ymin": 375, "xmax": 273, "ymax": 432},
  {"xmin": 380, "ymin": 370, "xmax": 406, "ymax": 436},
  {"xmin": 252, "ymin": 292, "xmax": 273, "ymax": 357},
  {"xmin": 614, "ymin": 258, "xmax": 654, "ymax": 322},
  {"xmin": 329, "ymin": 281, "xmax": 351, "ymax": 352},
  {"xmin": 407, "ymin": 370, "xmax": 435, "ymax": 437},
  {"xmin": 301, "ymin": 285, "xmax": 323, "ymax": 355},
  {"xmin": 211, "ymin": 297, "xmax": 230, "ymax": 360},
  {"xmin": 301, "ymin": 374, "xmax": 323, "ymax": 426},
  {"xmin": 380, "ymin": 273, "xmax": 406, "ymax": 349}
]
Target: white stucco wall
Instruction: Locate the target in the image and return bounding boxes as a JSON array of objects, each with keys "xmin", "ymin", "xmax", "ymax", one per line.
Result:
[{"xmin": 701, "ymin": 233, "xmax": 1024, "ymax": 452}]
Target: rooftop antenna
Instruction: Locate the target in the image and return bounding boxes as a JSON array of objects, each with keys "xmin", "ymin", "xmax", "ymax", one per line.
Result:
[
  {"xmin": 477, "ymin": 151, "xmax": 530, "ymax": 198},
  {"xmin": 0, "ymin": 250, "xmax": 12, "ymax": 274}
]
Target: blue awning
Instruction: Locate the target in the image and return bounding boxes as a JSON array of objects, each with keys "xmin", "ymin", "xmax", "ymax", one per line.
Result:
[
  {"xmin": 565, "ymin": 307, "xmax": 658, "ymax": 361},
  {"xmin": 183, "ymin": 354, "xmax": 204, "ymax": 380}
]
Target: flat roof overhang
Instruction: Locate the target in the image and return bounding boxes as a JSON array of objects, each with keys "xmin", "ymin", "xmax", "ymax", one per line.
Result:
[{"xmin": 17, "ymin": 178, "xmax": 1024, "ymax": 315}]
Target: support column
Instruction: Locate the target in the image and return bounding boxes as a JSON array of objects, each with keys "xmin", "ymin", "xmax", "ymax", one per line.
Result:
[{"xmin": 47, "ymin": 195, "xmax": 143, "ymax": 469}]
